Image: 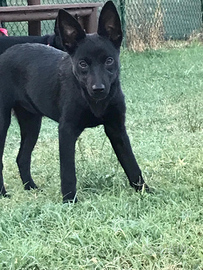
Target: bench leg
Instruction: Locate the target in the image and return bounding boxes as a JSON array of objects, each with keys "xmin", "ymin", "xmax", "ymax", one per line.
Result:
[
  {"xmin": 28, "ymin": 0, "xmax": 41, "ymax": 36},
  {"xmin": 86, "ymin": 7, "xmax": 98, "ymax": 33}
]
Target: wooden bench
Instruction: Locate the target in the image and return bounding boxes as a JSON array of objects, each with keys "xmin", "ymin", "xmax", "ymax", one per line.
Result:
[{"xmin": 0, "ymin": 1, "xmax": 102, "ymax": 35}]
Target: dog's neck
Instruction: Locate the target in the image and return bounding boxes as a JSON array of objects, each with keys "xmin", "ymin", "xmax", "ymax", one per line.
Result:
[
  {"xmin": 81, "ymin": 82, "xmax": 119, "ymax": 119},
  {"xmin": 88, "ymin": 99, "xmax": 109, "ymax": 119},
  {"xmin": 81, "ymin": 88, "xmax": 109, "ymax": 118}
]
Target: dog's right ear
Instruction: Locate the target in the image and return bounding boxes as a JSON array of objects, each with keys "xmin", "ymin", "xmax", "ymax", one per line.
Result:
[{"xmin": 57, "ymin": 9, "xmax": 86, "ymax": 54}]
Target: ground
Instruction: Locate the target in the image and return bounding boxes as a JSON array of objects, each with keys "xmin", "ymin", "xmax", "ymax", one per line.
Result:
[{"xmin": 0, "ymin": 44, "xmax": 203, "ymax": 269}]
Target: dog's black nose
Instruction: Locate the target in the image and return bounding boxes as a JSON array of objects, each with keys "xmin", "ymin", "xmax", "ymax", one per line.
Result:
[{"xmin": 92, "ymin": 84, "xmax": 105, "ymax": 92}]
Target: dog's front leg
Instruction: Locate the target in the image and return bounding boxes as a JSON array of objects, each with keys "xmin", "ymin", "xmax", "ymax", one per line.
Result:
[
  {"xmin": 104, "ymin": 123, "xmax": 149, "ymax": 192},
  {"xmin": 59, "ymin": 122, "xmax": 80, "ymax": 203}
]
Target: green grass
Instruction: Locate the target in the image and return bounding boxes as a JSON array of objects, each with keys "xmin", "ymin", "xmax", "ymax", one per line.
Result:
[{"xmin": 1, "ymin": 44, "xmax": 203, "ymax": 270}]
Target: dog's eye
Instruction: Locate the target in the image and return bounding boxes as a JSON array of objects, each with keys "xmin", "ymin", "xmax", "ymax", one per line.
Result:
[
  {"xmin": 79, "ymin": 60, "xmax": 88, "ymax": 69},
  {"xmin": 105, "ymin": 57, "xmax": 114, "ymax": 65}
]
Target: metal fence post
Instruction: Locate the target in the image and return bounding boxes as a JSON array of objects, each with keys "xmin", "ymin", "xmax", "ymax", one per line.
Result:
[
  {"xmin": 119, "ymin": 0, "xmax": 126, "ymax": 47},
  {"xmin": 201, "ymin": 0, "xmax": 203, "ymax": 22}
]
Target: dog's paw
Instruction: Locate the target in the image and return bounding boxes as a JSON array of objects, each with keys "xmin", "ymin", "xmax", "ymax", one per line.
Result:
[
  {"xmin": 63, "ymin": 197, "xmax": 78, "ymax": 204},
  {"xmin": 63, "ymin": 192, "xmax": 77, "ymax": 203},
  {"xmin": 24, "ymin": 180, "xmax": 38, "ymax": 190},
  {"xmin": 130, "ymin": 176, "xmax": 150, "ymax": 193},
  {"xmin": 0, "ymin": 192, "xmax": 11, "ymax": 198}
]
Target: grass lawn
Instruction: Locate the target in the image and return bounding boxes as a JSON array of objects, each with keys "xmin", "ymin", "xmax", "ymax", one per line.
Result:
[{"xmin": 0, "ymin": 44, "xmax": 203, "ymax": 270}]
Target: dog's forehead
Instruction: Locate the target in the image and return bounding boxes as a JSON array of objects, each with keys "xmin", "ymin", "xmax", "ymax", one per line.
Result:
[{"xmin": 74, "ymin": 34, "xmax": 118, "ymax": 60}]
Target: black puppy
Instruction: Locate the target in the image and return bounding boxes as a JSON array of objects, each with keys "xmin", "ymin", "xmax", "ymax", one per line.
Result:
[
  {"xmin": 0, "ymin": 1, "xmax": 148, "ymax": 202},
  {"xmin": 0, "ymin": 15, "xmax": 63, "ymax": 55}
]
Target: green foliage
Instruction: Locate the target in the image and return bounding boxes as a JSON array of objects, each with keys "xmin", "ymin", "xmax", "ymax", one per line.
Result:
[{"xmin": 0, "ymin": 45, "xmax": 203, "ymax": 269}]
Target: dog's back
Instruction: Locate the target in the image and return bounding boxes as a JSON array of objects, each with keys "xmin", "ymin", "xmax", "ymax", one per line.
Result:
[{"xmin": 0, "ymin": 35, "xmax": 55, "ymax": 55}]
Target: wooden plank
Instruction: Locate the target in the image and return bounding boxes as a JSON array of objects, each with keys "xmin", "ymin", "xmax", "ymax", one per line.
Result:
[
  {"xmin": 0, "ymin": 3, "xmax": 101, "ymax": 12},
  {"xmin": 0, "ymin": 3, "xmax": 102, "ymax": 34},
  {"xmin": 0, "ymin": 8, "xmax": 94, "ymax": 22}
]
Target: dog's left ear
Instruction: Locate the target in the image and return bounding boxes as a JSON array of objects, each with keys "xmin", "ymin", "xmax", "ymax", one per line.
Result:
[
  {"xmin": 97, "ymin": 1, "xmax": 122, "ymax": 48},
  {"xmin": 57, "ymin": 9, "xmax": 86, "ymax": 54}
]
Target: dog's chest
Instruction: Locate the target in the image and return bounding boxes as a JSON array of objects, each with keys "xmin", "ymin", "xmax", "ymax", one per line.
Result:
[{"xmin": 78, "ymin": 107, "xmax": 104, "ymax": 128}]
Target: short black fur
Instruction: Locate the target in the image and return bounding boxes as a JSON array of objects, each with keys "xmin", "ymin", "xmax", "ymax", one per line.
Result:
[{"xmin": 0, "ymin": 1, "xmax": 148, "ymax": 202}]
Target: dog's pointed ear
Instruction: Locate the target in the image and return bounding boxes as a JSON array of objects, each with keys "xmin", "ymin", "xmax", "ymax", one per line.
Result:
[
  {"xmin": 57, "ymin": 9, "xmax": 86, "ymax": 54},
  {"xmin": 97, "ymin": 1, "xmax": 122, "ymax": 48}
]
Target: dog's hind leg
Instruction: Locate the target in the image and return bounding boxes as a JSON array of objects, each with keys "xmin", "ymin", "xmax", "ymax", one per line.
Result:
[
  {"xmin": 14, "ymin": 106, "xmax": 42, "ymax": 190},
  {"xmin": 0, "ymin": 108, "xmax": 11, "ymax": 197}
]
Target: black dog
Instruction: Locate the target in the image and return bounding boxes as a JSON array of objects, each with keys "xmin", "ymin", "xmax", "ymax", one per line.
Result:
[
  {"xmin": 0, "ymin": 1, "xmax": 148, "ymax": 202},
  {"xmin": 0, "ymin": 15, "xmax": 63, "ymax": 55}
]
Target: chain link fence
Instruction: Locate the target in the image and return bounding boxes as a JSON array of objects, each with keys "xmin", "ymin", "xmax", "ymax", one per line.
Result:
[
  {"xmin": 1, "ymin": 0, "xmax": 202, "ymax": 50},
  {"xmin": 125, "ymin": 0, "xmax": 202, "ymax": 50}
]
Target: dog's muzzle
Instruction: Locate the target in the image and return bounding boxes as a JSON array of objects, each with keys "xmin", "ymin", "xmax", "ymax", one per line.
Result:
[{"xmin": 91, "ymin": 84, "xmax": 107, "ymax": 100}]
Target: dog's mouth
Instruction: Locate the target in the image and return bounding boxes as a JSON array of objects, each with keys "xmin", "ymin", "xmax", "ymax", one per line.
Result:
[
  {"xmin": 82, "ymin": 86, "xmax": 108, "ymax": 101},
  {"xmin": 91, "ymin": 91, "xmax": 108, "ymax": 101}
]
